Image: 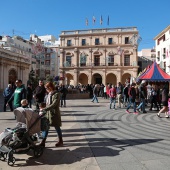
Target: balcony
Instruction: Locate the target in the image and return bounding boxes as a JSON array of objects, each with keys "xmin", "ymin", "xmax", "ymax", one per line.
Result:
[{"xmin": 61, "ymin": 62, "xmax": 136, "ymax": 68}]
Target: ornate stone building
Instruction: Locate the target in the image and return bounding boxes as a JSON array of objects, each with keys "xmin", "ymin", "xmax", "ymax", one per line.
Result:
[
  {"xmin": 0, "ymin": 47, "xmax": 30, "ymax": 91},
  {"xmin": 59, "ymin": 27, "xmax": 139, "ymax": 86}
]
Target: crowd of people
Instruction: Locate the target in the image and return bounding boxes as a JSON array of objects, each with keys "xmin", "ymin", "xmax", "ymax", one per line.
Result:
[{"xmin": 89, "ymin": 80, "xmax": 170, "ymax": 118}]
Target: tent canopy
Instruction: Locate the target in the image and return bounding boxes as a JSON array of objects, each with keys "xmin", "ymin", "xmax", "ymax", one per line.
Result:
[{"xmin": 137, "ymin": 61, "xmax": 170, "ymax": 81}]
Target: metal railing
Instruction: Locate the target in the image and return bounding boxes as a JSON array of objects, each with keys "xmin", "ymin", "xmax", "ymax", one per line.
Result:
[{"xmin": 62, "ymin": 62, "xmax": 137, "ymax": 67}]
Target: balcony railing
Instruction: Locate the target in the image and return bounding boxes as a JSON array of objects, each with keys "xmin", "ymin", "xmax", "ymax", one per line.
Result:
[{"xmin": 62, "ymin": 62, "xmax": 136, "ymax": 67}]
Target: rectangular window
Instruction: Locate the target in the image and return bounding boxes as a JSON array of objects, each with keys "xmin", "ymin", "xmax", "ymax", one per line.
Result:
[
  {"xmin": 108, "ymin": 38, "xmax": 113, "ymax": 45},
  {"xmin": 124, "ymin": 55, "xmax": 130, "ymax": 66},
  {"xmin": 82, "ymin": 39, "xmax": 86, "ymax": 46},
  {"xmin": 94, "ymin": 56, "xmax": 100, "ymax": 66},
  {"xmin": 125, "ymin": 37, "xmax": 129, "ymax": 44},
  {"xmin": 67, "ymin": 40, "xmax": 71, "ymax": 46},
  {"xmin": 66, "ymin": 56, "xmax": 71, "ymax": 66},
  {"xmin": 108, "ymin": 55, "xmax": 114, "ymax": 66},
  {"xmin": 95, "ymin": 38, "xmax": 100, "ymax": 45}
]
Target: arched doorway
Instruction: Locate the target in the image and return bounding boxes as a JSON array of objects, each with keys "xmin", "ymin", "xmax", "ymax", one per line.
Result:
[
  {"xmin": 65, "ymin": 73, "xmax": 74, "ymax": 85},
  {"xmin": 92, "ymin": 73, "xmax": 102, "ymax": 84},
  {"xmin": 122, "ymin": 73, "xmax": 131, "ymax": 84},
  {"xmin": 9, "ymin": 69, "xmax": 17, "ymax": 84},
  {"xmin": 79, "ymin": 73, "xmax": 88, "ymax": 85},
  {"xmin": 106, "ymin": 73, "xmax": 117, "ymax": 85}
]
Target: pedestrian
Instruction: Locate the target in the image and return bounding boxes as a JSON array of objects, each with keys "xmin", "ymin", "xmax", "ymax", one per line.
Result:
[
  {"xmin": 136, "ymin": 80, "xmax": 147, "ymax": 113},
  {"xmin": 91, "ymin": 84, "xmax": 99, "ymax": 103},
  {"xmin": 26, "ymin": 83, "xmax": 33, "ymax": 108},
  {"xmin": 117, "ymin": 82, "xmax": 123, "ymax": 108},
  {"xmin": 59, "ymin": 84, "xmax": 68, "ymax": 107},
  {"xmin": 149, "ymin": 84, "xmax": 159, "ymax": 111},
  {"xmin": 123, "ymin": 83, "xmax": 129, "ymax": 107},
  {"xmin": 33, "ymin": 80, "xmax": 46, "ymax": 110},
  {"xmin": 7, "ymin": 80, "xmax": 26, "ymax": 110},
  {"xmin": 157, "ymin": 83, "xmax": 169, "ymax": 118},
  {"xmin": 126, "ymin": 83, "xmax": 138, "ymax": 114},
  {"xmin": 39, "ymin": 81, "xmax": 63, "ymax": 147},
  {"xmin": 103, "ymin": 84, "xmax": 107, "ymax": 99},
  {"xmin": 3, "ymin": 84, "xmax": 13, "ymax": 112},
  {"xmin": 109, "ymin": 85, "xmax": 117, "ymax": 109}
]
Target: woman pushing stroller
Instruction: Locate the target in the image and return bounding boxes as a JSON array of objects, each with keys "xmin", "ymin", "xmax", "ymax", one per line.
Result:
[{"xmin": 38, "ymin": 81, "xmax": 63, "ymax": 147}]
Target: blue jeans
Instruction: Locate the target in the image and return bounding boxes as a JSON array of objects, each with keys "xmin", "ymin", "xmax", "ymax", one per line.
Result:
[
  {"xmin": 127, "ymin": 98, "xmax": 137, "ymax": 112},
  {"xmin": 91, "ymin": 95, "xmax": 98, "ymax": 103},
  {"xmin": 110, "ymin": 97, "xmax": 116, "ymax": 108},
  {"xmin": 42, "ymin": 126, "xmax": 62, "ymax": 139},
  {"xmin": 137, "ymin": 98, "xmax": 146, "ymax": 111}
]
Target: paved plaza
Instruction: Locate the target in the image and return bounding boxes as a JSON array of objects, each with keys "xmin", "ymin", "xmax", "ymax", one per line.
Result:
[{"xmin": 0, "ymin": 94, "xmax": 170, "ymax": 170}]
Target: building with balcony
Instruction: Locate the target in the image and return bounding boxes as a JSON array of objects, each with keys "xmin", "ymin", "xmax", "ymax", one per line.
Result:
[
  {"xmin": 59, "ymin": 27, "xmax": 139, "ymax": 86},
  {"xmin": 138, "ymin": 48, "xmax": 156, "ymax": 73},
  {"xmin": 154, "ymin": 25, "xmax": 170, "ymax": 74},
  {"xmin": 31, "ymin": 34, "xmax": 60, "ymax": 79}
]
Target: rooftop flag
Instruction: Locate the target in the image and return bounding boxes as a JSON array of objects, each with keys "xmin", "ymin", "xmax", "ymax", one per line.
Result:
[
  {"xmin": 86, "ymin": 18, "xmax": 88, "ymax": 26},
  {"xmin": 107, "ymin": 15, "xmax": 110, "ymax": 25},
  {"xmin": 100, "ymin": 15, "xmax": 103, "ymax": 25},
  {"xmin": 93, "ymin": 15, "xmax": 96, "ymax": 24}
]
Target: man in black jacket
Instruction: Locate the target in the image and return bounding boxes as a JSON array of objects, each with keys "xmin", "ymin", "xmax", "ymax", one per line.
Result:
[
  {"xmin": 59, "ymin": 84, "xmax": 68, "ymax": 107},
  {"xmin": 33, "ymin": 80, "xmax": 46, "ymax": 110},
  {"xmin": 126, "ymin": 83, "xmax": 138, "ymax": 114}
]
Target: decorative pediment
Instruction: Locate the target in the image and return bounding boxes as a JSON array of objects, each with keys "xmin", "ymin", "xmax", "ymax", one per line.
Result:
[
  {"xmin": 66, "ymin": 52, "xmax": 74, "ymax": 56},
  {"xmin": 93, "ymin": 51, "xmax": 102, "ymax": 55},
  {"xmin": 124, "ymin": 50, "xmax": 133, "ymax": 55},
  {"xmin": 108, "ymin": 51, "xmax": 116, "ymax": 55}
]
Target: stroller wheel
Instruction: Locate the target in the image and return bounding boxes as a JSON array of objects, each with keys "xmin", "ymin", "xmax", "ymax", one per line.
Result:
[
  {"xmin": 34, "ymin": 146, "xmax": 43, "ymax": 158},
  {"xmin": 7, "ymin": 157, "xmax": 15, "ymax": 166},
  {"xmin": 0, "ymin": 153, "xmax": 7, "ymax": 161}
]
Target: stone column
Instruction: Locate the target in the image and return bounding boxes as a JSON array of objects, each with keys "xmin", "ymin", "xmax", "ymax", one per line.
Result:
[
  {"xmin": 88, "ymin": 69, "xmax": 92, "ymax": 84},
  {"xmin": 102, "ymin": 69, "xmax": 106, "ymax": 85},
  {"xmin": 116, "ymin": 68, "xmax": 122, "ymax": 83},
  {"xmin": 73, "ymin": 69, "xmax": 78, "ymax": 86},
  {"xmin": 74, "ymin": 48, "xmax": 78, "ymax": 67},
  {"xmin": 60, "ymin": 49, "xmax": 64, "ymax": 67}
]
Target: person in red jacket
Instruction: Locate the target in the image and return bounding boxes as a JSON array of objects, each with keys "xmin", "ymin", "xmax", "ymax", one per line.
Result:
[{"xmin": 109, "ymin": 85, "xmax": 117, "ymax": 109}]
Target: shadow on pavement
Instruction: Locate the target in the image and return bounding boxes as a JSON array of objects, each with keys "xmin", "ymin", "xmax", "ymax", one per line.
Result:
[{"xmin": 12, "ymin": 138, "xmax": 162, "ymax": 167}]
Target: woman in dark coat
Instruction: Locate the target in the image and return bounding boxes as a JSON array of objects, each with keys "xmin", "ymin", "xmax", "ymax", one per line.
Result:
[{"xmin": 39, "ymin": 81, "xmax": 63, "ymax": 147}]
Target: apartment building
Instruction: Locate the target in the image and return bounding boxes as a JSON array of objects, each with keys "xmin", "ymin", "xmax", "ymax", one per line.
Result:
[
  {"xmin": 154, "ymin": 25, "xmax": 170, "ymax": 74},
  {"xmin": 138, "ymin": 48, "xmax": 156, "ymax": 73},
  {"xmin": 30, "ymin": 34, "xmax": 60, "ymax": 79},
  {"xmin": 38, "ymin": 35, "xmax": 60, "ymax": 78},
  {"xmin": 59, "ymin": 27, "xmax": 139, "ymax": 86}
]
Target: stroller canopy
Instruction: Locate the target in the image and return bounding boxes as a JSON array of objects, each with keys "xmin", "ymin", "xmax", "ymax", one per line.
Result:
[{"xmin": 14, "ymin": 107, "xmax": 41, "ymax": 135}]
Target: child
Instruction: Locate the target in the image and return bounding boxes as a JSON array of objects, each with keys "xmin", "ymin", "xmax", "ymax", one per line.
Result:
[
  {"xmin": 21, "ymin": 99, "xmax": 29, "ymax": 108},
  {"xmin": 39, "ymin": 102, "xmax": 49, "ymax": 132},
  {"xmin": 39, "ymin": 102, "xmax": 46, "ymax": 116}
]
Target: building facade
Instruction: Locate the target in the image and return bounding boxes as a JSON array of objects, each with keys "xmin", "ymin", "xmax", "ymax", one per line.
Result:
[
  {"xmin": 138, "ymin": 48, "xmax": 156, "ymax": 73},
  {"xmin": 0, "ymin": 47, "xmax": 30, "ymax": 90},
  {"xmin": 31, "ymin": 34, "xmax": 60, "ymax": 79},
  {"xmin": 154, "ymin": 25, "xmax": 170, "ymax": 75},
  {"xmin": 59, "ymin": 27, "xmax": 139, "ymax": 86}
]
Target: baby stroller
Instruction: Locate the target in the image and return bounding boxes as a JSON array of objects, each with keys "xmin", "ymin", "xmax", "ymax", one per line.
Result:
[{"xmin": 0, "ymin": 107, "xmax": 44, "ymax": 166}]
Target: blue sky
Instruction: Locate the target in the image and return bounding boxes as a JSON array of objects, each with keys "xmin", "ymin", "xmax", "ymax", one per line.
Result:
[{"xmin": 0, "ymin": 0, "xmax": 170, "ymax": 50}]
